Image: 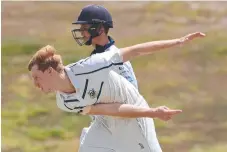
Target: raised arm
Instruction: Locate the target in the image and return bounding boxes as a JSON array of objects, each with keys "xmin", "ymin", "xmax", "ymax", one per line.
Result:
[
  {"xmin": 120, "ymin": 32, "xmax": 205, "ymax": 62},
  {"xmin": 81, "ymin": 103, "xmax": 182, "ymax": 121}
]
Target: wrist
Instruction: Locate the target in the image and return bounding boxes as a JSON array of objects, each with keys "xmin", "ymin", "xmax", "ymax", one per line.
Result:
[
  {"xmin": 148, "ymin": 108, "xmax": 158, "ymax": 118},
  {"xmin": 81, "ymin": 105, "xmax": 92, "ymax": 115},
  {"xmin": 177, "ymin": 38, "xmax": 183, "ymax": 45}
]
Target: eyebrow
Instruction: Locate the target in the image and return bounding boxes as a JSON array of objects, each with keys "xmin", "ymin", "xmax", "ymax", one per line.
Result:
[
  {"xmin": 81, "ymin": 25, "xmax": 90, "ymax": 29},
  {"xmin": 32, "ymin": 75, "xmax": 38, "ymax": 80}
]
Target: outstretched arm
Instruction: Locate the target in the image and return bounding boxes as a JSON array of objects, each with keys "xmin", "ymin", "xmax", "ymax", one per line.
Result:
[
  {"xmin": 120, "ymin": 32, "xmax": 205, "ymax": 62},
  {"xmin": 81, "ymin": 103, "xmax": 182, "ymax": 121}
]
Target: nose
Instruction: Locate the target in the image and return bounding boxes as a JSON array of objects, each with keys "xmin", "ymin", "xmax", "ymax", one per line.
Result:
[
  {"xmin": 36, "ymin": 83, "xmax": 47, "ymax": 93},
  {"xmin": 34, "ymin": 81, "xmax": 40, "ymax": 89},
  {"xmin": 34, "ymin": 81, "xmax": 44, "ymax": 91}
]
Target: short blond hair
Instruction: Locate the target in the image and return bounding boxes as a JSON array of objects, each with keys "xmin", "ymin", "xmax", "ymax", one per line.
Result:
[{"xmin": 28, "ymin": 45, "xmax": 63, "ymax": 72}]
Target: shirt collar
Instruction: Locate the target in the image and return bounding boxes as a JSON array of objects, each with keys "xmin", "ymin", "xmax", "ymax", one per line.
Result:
[{"xmin": 90, "ymin": 36, "xmax": 115, "ymax": 55}]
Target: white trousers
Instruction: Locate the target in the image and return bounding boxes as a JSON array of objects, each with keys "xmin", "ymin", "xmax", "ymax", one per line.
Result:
[
  {"xmin": 79, "ymin": 121, "xmax": 115, "ymax": 152},
  {"xmin": 78, "ymin": 118, "xmax": 162, "ymax": 152}
]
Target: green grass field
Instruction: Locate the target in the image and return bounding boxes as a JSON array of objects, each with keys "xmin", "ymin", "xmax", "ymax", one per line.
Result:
[{"xmin": 2, "ymin": 1, "xmax": 227, "ymax": 152}]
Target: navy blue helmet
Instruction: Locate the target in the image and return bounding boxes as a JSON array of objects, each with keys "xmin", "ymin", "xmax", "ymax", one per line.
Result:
[{"xmin": 72, "ymin": 5, "xmax": 113, "ymax": 46}]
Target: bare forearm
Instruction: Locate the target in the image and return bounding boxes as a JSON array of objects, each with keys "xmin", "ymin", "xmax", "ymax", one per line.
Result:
[
  {"xmin": 131, "ymin": 39, "xmax": 181, "ymax": 55},
  {"xmin": 83, "ymin": 103, "xmax": 156, "ymax": 118},
  {"xmin": 121, "ymin": 38, "xmax": 181, "ymax": 62},
  {"xmin": 120, "ymin": 32, "xmax": 205, "ymax": 62}
]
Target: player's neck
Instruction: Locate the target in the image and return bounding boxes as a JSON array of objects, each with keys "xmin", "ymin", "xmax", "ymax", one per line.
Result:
[
  {"xmin": 93, "ymin": 36, "xmax": 109, "ymax": 47},
  {"xmin": 57, "ymin": 71, "xmax": 76, "ymax": 94}
]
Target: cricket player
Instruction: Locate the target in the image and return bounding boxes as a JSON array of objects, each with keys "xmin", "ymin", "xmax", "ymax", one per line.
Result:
[
  {"xmin": 71, "ymin": 5, "xmax": 205, "ymax": 150},
  {"xmin": 28, "ymin": 30, "xmax": 204, "ymax": 151},
  {"xmin": 71, "ymin": 5, "xmax": 140, "ymax": 144},
  {"xmin": 71, "ymin": 5, "xmax": 138, "ymax": 89}
]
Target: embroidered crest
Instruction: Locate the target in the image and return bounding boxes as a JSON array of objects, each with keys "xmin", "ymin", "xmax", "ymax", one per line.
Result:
[
  {"xmin": 88, "ymin": 89, "xmax": 96, "ymax": 99},
  {"xmin": 119, "ymin": 66, "xmax": 124, "ymax": 70},
  {"xmin": 138, "ymin": 143, "xmax": 144, "ymax": 149}
]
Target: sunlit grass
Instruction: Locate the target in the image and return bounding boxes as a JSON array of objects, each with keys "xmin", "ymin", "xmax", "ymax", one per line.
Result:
[
  {"xmin": 2, "ymin": 1, "xmax": 227, "ymax": 152},
  {"xmin": 189, "ymin": 144, "xmax": 227, "ymax": 152}
]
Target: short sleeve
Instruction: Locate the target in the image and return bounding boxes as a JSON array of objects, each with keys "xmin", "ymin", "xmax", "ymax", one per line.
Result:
[
  {"xmin": 56, "ymin": 92, "xmax": 85, "ymax": 114},
  {"xmin": 66, "ymin": 45, "xmax": 123, "ymax": 77},
  {"xmin": 96, "ymin": 46, "xmax": 123, "ymax": 64}
]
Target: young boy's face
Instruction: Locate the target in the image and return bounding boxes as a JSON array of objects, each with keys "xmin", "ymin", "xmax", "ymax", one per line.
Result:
[{"xmin": 30, "ymin": 64, "xmax": 55, "ymax": 93}]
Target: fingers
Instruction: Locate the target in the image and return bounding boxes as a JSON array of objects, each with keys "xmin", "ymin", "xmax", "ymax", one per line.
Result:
[
  {"xmin": 160, "ymin": 106, "xmax": 182, "ymax": 114},
  {"xmin": 195, "ymin": 32, "xmax": 206, "ymax": 37},
  {"xmin": 167, "ymin": 109, "xmax": 182, "ymax": 115},
  {"xmin": 161, "ymin": 116, "xmax": 172, "ymax": 121},
  {"xmin": 197, "ymin": 32, "xmax": 206, "ymax": 37},
  {"xmin": 162, "ymin": 106, "xmax": 169, "ymax": 109},
  {"xmin": 156, "ymin": 106, "xmax": 183, "ymax": 121},
  {"xmin": 165, "ymin": 116, "xmax": 172, "ymax": 121},
  {"xmin": 187, "ymin": 32, "xmax": 206, "ymax": 39}
]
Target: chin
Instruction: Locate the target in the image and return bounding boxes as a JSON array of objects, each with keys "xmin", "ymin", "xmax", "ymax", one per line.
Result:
[
  {"xmin": 44, "ymin": 89, "xmax": 54, "ymax": 94},
  {"xmin": 49, "ymin": 90, "xmax": 55, "ymax": 93}
]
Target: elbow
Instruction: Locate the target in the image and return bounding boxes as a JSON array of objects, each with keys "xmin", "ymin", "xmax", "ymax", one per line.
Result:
[{"xmin": 122, "ymin": 51, "xmax": 140, "ymax": 62}]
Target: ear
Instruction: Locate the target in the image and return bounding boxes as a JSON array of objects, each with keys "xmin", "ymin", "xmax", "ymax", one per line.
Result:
[
  {"xmin": 99, "ymin": 26, "xmax": 105, "ymax": 35},
  {"xmin": 48, "ymin": 67, "xmax": 53, "ymax": 74},
  {"xmin": 99, "ymin": 27, "xmax": 105, "ymax": 35}
]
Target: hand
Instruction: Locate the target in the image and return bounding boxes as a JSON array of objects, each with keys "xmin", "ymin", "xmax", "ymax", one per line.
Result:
[
  {"xmin": 154, "ymin": 106, "xmax": 182, "ymax": 121},
  {"xmin": 179, "ymin": 32, "xmax": 206, "ymax": 44}
]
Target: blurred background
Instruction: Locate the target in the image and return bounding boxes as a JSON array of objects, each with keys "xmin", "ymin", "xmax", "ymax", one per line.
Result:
[{"xmin": 2, "ymin": 1, "xmax": 227, "ymax": 152}]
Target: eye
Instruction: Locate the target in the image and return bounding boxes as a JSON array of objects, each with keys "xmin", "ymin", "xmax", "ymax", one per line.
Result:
[
  {"xmin": 80, "ymin": 25, "xmax": 90, "ymax": 31},
  {"xmin": 34, "ymin": 76, "xmax": 38, "ymax": 80},
  {"xmin": 34, "ymin": 76, "xmax": 40, "ymax": 81},
  {"xmin": 80, "ymin": 28, "xmax": 89, "ymax": 31}
]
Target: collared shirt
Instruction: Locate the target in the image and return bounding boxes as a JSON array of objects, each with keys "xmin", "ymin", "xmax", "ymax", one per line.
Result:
[
  {"xmin": 56, "ymin": 47, "xmax": 161, "ymax": 152},
  {"xmin": 90, "ymin": 36, "xmax": 138, "ymax": 89},
  {"xmin": 56, "ymin": 45, "xmax": 125, "ymax": 113}
]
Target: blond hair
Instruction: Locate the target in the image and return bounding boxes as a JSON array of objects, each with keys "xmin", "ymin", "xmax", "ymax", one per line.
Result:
[{"xmin": 28, "ymin": 45, "xmax": 63, "ymax": 72}]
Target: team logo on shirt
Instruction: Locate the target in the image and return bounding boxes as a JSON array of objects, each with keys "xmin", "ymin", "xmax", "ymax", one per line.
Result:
[
  {"xmin": 138, "ymin": 143, "xmax": 144, "ymax": 149},
  {"xmin": 88, "ymin": 88, "xmax": 96, "ymax": 99}
]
